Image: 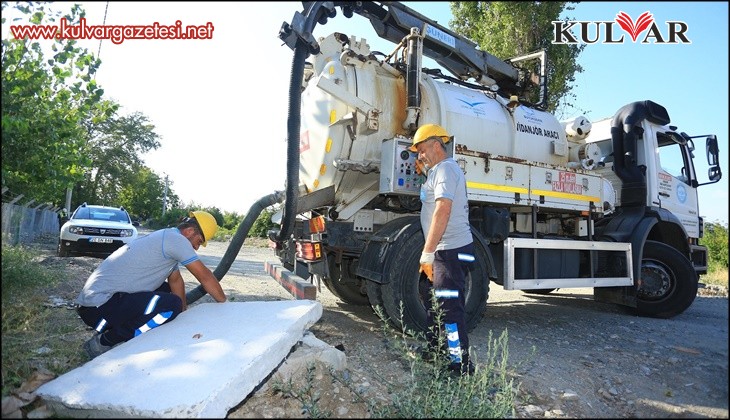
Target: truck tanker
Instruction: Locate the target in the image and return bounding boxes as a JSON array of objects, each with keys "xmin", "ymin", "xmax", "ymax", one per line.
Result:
[{"xmin": 263, "ymin": 1, "xmax": 722, "ymax": 333}]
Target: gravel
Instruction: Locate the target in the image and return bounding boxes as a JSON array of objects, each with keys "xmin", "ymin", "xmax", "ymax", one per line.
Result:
[
  {"xmin": 194, "ymin": 240, "xmax": 729, "ymax": 419},
  {"xmin": 24, "ymin": 236, "xmax": 728, "ymax": 418}
]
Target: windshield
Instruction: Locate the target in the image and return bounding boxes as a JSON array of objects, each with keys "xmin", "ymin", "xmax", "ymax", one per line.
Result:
[{"xmin": 73, "ymin": 207, "xmax": 130, "ymax": 223}]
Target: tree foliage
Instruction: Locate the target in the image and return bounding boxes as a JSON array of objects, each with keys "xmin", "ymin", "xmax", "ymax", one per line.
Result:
[
  {"xmin": 701, "ymin": 222, "xmax": 729, "ymax": 271},
  {"xmin": 75, "ymin": 108, "xmax": 161, "ymax": 206},
  {"xmin": 1, "ymin": 2, "xmax": 103, "ymax": 204},
  {"xmin": 117, "ymin": 167, "xmax": 179, "ymax": 221},
  {"xmin": 249, "ymin": 206, "xmax": 279, "ymax": 238},
  {"xmin": 2, "ymin": 2, "xmax": 170, "ymax": 218},
  {"xmin": 450, "ymin": 2, "xmax": 585, "ymax": 115}
]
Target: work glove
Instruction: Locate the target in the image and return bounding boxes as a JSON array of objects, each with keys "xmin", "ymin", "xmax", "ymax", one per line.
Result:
[{"xmin": 419, "ymin": 252, "xmax": 435, "ymax": 282}]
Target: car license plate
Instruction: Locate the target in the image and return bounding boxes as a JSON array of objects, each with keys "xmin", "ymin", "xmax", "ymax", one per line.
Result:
[{"xmin": 90, "ymin": 237, "xmax": 113, "ymax": 243}]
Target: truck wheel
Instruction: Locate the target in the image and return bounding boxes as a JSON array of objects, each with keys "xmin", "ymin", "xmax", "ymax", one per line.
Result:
[
  {"xmin": 57, "ymin": 240, "xmax": 69, "ymax": 257},
  {"xmin": 380, "ymin": 223, "xmax": 490, "ymax": 334},
  {"xmin": 322, "ymin": 256, "xmax": 369, "ymax": 306},
  {"xmin": 635, "ymin": 240, "xmax": 697, "ymax": 318},
  {"xmin": 365, "ymin": 279, "xmax": 386, "ymax": 318}
]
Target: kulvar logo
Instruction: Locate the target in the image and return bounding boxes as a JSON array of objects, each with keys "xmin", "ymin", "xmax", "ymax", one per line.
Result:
[{"xmin": 552, "ymin": 11, "xmax": 691, "ymax": 45}]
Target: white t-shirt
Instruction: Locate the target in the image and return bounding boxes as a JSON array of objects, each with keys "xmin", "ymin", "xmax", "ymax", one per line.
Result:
[{"xmin": 76, "ymin": 228, "xmax": 199, "ymax": 307}]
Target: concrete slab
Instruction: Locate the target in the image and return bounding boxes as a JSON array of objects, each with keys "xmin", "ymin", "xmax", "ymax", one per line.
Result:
[{"xmin": 36, "ymin": 300, "xmax": 323, "ymax": 418}]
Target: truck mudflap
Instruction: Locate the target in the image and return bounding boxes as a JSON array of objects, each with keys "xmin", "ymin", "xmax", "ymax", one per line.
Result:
[{"xmin": 356, "ymin": 216, "xmax": 420, "ymax": 284}]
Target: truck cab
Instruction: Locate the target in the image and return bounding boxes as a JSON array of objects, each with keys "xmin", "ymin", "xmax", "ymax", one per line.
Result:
[{"xmin": 585, "ymin": 114, "xmax": 721, "ymax": 274}]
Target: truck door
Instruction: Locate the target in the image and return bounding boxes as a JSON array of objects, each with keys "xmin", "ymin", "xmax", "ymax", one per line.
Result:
[{"xmin": 653, "ymin": 130, "xmax": 700, "ymax": 237}]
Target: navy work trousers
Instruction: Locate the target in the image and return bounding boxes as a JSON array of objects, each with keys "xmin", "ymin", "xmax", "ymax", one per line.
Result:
[
  {"xmin": 77, "ymin": 282, "xmax": 183, "ymax": 346},
  {"xmin": 419, "ymin": 242, "xmax": 474, "ymax": 363}
]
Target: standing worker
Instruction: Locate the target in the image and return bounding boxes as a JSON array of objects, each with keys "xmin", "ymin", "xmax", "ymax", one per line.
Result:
[
  {"xmin": 76, "ymin": 210, "xmax": 227, "ymax": 358},
  {"xmin": 410, "ymin": 124, "xmax": 475, "ymax": 376}
]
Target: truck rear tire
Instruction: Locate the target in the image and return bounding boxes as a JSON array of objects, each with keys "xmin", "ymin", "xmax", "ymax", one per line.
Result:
[
  {"xmin": 322, "ymin": 256, "xmax": 369, "ymax": 306},
  {"xmin": 378, "ymin": 223, "xmax": 490, "ymax": 334},
  {"xmin": 635, "ymin": 240, "xmax": 697, "ymax": 318},
  {"xmin": 365, "ymin": 278, "xmax": 386, "ymax": 318}
]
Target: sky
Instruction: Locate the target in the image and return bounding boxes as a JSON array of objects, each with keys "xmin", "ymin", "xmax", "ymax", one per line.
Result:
[{"xmin": 2, "ymin": 2, "xmax": 728, "ymax": 224}]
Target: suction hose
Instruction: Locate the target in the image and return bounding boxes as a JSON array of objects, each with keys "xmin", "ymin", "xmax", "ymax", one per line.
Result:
[
  {"xmin": 274, "ymin": 1, "xmax": 333, "ymax": 244},
  {"xmin": 186, "ymin": 190, "xmax": 285, "ymax": 305},
  {"xmin": 274, "ymin": 43, "xmax": 307, "ymax": 244}
]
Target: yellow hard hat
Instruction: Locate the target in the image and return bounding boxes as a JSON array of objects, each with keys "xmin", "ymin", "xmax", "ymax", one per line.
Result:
[
  {"xmin": 189, "ymin": 210, "xmax": 218, "ymax": 247},
  {"xmin": 409, "ymin": 124, "xmax": 451, "ymax": 152}
]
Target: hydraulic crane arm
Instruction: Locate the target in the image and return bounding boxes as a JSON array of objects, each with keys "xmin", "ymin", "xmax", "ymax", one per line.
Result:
[{"xmin": 280, "ymin": 1, "xmax": 520, "ymax": 92}]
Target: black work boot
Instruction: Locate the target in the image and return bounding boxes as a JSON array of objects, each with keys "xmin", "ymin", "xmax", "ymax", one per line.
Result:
[
  {"xmin": 83, "ymin": 334, "xmax": 114, "ymax": 359},
  {"xmin": 447, "ymin": 349, "xmax": 475, "ymax": 376},
  {"xmin": 447, "ymin": 359, "xmax": 475, "ymax": 376}
]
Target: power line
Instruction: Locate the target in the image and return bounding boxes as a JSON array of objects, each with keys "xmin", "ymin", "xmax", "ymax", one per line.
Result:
[{"xmin": 96, "ymin": 2, "xmax": 109, "ymax": 61}]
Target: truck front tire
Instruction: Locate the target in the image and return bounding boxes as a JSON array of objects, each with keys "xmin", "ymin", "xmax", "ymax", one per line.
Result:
[{"xmin": 635, "ymin": 240, "xmax": 697, "ymax": 318}]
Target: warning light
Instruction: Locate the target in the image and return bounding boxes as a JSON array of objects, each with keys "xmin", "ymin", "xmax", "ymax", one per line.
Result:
[{"xmin": 296, "ymin": 240, "xmax": 323, "ymax": 261}]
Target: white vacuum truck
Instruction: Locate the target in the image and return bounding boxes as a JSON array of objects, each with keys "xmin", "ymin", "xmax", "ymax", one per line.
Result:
[{"xmin": 265, "ymin": 1, "xmax": 722, "ymax": 333}]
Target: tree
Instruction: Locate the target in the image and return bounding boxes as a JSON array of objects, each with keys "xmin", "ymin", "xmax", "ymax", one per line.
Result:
[
  {"xmin": 1, "ymin": 2, "xmax": 105, "ymax": 205},
  {"xmin": 249, "ymin": 206, "xmax": 279, "ymax": 238},
  {"xmin": 75, "ymin": 108, "xmax": 162, "ymax": 206},
  {"xmin": 701, "ymin": 222, "xmax": 729, "ymax": 272},
  {"xmin": 450, "ymin": 2, "xmax": 585, "ymax": 115},
  {"xmin": 222, "ymin": 211, "xmax": 243, "ymax": 231},
  {"xmin": 118, "ymin": 167, "xmax": 179, "ymax": 220},
  {"xmin": 2, "ymin": 3, "xmax": 170, "ymax": 214}
]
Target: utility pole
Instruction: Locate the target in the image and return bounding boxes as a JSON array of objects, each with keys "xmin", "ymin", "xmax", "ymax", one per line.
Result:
[
  {"xmin": 162, "ymin": 174, "xmax": 169, "ymax": 216},
  {"xmin": 65, "ymin": 187, "xmax": 73, "ymax": 214}
]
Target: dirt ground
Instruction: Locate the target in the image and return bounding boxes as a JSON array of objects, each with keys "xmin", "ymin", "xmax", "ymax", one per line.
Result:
[{"xmin": 12, "ymin": 237, "xmax": 730, "ymax": 418}]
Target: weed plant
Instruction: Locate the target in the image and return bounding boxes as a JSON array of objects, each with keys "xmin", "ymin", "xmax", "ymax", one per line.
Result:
[
  {"xmin": 271, "ymin": 362, "xmax": 332, "ymax": 418},
  {"xmin": 267, "ymin": 294, "xmax": 516, "ymax": 418},
  {"xmin": 369, "ymin": 295, "xmax": 516, "ymax": 418},
  {"xmin": 1, "ymin": 244, "xmax": 87, "ymax": 396}
]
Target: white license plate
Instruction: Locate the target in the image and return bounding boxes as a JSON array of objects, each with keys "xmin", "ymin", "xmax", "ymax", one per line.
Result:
[{"xmin": 90, "ymin": 237, "xmax": 113, "ymax": 243}]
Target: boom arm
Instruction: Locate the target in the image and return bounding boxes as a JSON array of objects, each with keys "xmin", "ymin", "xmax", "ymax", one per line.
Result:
[{"xmin": 280, "ymin": 1, "xmax": 520, "ymax": 91}]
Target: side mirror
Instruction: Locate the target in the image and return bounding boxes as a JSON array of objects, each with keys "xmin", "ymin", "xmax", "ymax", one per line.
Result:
[
  {"xmin": 708, "ymin": 166, "xmax": 722, "ymax": 182},
  {"xmin": 706, "ymin": 135, "xmax": 719, "ymax": 166},
  {"xmin": 703, "ymin": 135, "xmax": 722, "ymax": 184}
]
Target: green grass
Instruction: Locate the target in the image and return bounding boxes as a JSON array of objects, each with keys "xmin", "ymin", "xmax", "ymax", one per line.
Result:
[
  {"xmin": 268, "ymin": 297, "xmax": 517, "ymax": 418},
  {"xmin": 1, "ymin": 244, "xmax": 61, "ymax": 295},
  {"xmin": 700, "ymin": 268, "xmax": 728, "ymax": 288},
  {"xmin": 1, "ymin": 243, "xmax": 88, "ymax": 397}
]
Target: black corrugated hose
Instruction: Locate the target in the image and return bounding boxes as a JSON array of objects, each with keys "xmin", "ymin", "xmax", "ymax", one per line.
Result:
[{"xmin": 185, "ymin": 191, "xmax": 284, "ymax": 304}]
